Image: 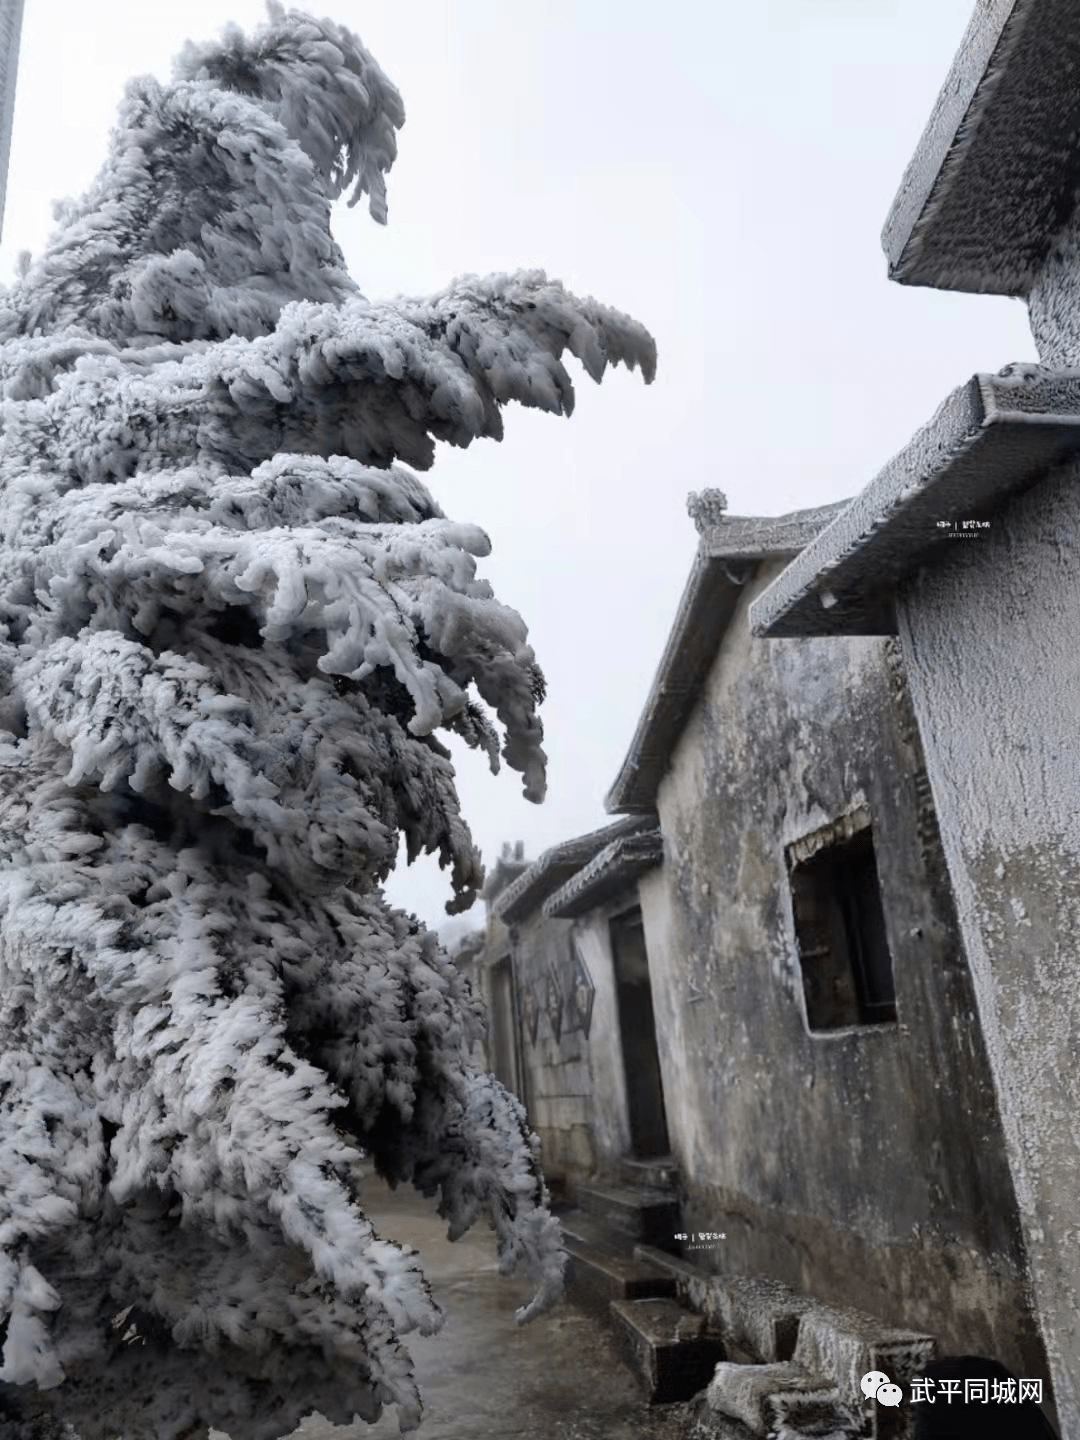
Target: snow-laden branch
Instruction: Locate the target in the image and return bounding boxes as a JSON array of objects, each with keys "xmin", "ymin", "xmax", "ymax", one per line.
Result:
[
  {"xmin": 0, "ymin": 270, "xmax": 655, "ymax": 492},
  {"xmin": 175, "ymin": 3, "xmax": 406, "ymax": 220},
  {"xmin": 6, "ymin": 455, "xmax": 547, "ymax": 802}
]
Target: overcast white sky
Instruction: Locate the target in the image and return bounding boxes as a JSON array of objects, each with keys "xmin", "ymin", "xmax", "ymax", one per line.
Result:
[{"xmin": 0, "ymin": 0, "xmax": 1037, "ymax": 933}]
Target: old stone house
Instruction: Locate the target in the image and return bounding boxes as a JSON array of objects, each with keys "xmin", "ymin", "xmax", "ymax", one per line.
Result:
[
  {"xmin": 464, "ymin": 816, "xmax": 663, "ymax": 1184},
  {"xmin": 468, "ymin": 492, "xmax": 1048, "ymax": 1411},
  {"xmin": 461, "ymin": 2, "xmax": 1080, "ymax": 1432},
  {"xmin": 606, "ymin": 494, "xmax": 1045, "ymax": 1384}
]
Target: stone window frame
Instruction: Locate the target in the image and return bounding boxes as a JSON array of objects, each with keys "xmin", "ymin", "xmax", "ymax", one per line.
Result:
[{"xmin": 784, "ymin": 807, "xmax": 899, "ymax": 1037}]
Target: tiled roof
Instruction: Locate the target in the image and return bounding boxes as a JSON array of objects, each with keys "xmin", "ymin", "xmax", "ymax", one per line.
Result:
[
  {"xmin": 543, "ymin": 827, "xmax": 664, "ymax": 919},
  {"xmin": 492, "ymin": 815, "xmax": 656, "ymax": 924}
]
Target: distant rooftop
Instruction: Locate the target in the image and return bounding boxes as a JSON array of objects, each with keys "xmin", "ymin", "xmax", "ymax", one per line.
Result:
[
  {"xmin": 605, "ymin": 497, "xmax": 849, "ymax": 814},
  {"xmin": 492, "ymin": 816, "xmax": 655, "ymax": 925},
  {"xmin": 481, "ymin": 840, "xmax": 529, "ymax": 908},
  {"xmin": 543, "ymin": 826, "xmax": 664, "ymax": 920},
  {"xmin": 883, "ymin": 0, "xmax": 1080, "ymax": 295}
]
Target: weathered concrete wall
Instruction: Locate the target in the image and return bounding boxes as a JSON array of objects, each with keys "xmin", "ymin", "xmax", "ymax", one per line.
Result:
[
  {"xmin": 510, "ymin": 896, "xmax": 637, "ymax": 1189},
  {"xmin": 641, "ymin": 557, "xmax": 1047, "ymax": 1390},
  {"xmin": 568, "ymin": 905, "xmax": 633, "ymax": 1169},
  {"xmin": 512, "ymin": 911, "xmax": 594, "ymax": 1186},
  {"xmin": 466, "ymin": 909, "xmax": 513, "ymax": 1084},
  {"xmin": 896, "ymin": 455, "xmax": 1080, "ymax": 1435}
]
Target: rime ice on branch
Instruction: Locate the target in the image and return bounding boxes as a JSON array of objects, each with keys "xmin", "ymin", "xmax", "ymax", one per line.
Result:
[{"xmin": 0, "ymin": 7, "xmax": 655, "ymax": 1438}]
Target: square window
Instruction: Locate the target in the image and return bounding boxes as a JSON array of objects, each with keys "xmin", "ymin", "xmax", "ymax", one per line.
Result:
[{"xmin": 787, "ymin": 824, "xmax": 896, "ymax": 1031}]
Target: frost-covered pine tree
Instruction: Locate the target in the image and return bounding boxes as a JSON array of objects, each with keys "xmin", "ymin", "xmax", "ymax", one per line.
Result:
[{"xmin": 0, "ymin": 7, "xmax": 654, "ymax": 1439}]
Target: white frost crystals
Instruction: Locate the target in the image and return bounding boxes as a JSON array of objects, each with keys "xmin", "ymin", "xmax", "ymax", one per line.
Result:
[{"xmin": 0, "ymin": 7, "xmax": 654, "ymax": 1439}]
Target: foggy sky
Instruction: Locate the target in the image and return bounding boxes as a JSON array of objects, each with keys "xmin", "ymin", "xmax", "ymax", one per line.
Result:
[{"xmin": 1, "ymin": 1, "xmax": 1037, "ymax": 929}]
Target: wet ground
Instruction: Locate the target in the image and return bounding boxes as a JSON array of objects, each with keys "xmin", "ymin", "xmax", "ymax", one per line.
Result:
[{"xmin": 227, "ymin": 1171, "xmax": 694, "ymax": 1440}]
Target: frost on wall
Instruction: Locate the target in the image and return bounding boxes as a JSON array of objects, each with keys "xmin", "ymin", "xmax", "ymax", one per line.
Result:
[{"xmin": 0, "ymin": 8, "xmax": 655, "ymax": 1438}]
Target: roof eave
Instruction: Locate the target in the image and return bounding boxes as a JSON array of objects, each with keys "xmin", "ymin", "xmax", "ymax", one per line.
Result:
[
  {"xmin": 883, "ymin": 0, "xmax": 1080, "ymax": 296},
  {"xmin": 543, "ymin": 830, "xmax": 665, "ymax": 920},
  {"xmin": 750, "ymin": 368, "xmax": 1080, "ymax": 640},
  {"xmin": 606, "ymin": 502, "xmax": 853, "ymax": 815},
  {"xmin": 604, "ymin": 549, "xmax": 747, "ymax": 815},
  {"xmin": 492, "ymin": 815, "xmax": 656, "ymax": 924}
]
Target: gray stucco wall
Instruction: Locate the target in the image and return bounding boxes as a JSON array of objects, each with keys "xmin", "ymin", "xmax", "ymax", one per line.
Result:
[
  {"xmin": 510, "ymin": 902, "xmax": 634, "ymax": 1188},
  {"xmin": 641, "ymin": 558, "xmax": 1046, "ymax": 1389},
  {"xmin": 462, "ymin": 909, "xmax": 513, "ymax": 1082},
  {"xmin": 896, "ymin": 456, "xmax": 1080, "ymax": 1435},
  {"xmin": 567, "ymin": 907, "xmax": 633, "ymax": 1168}
]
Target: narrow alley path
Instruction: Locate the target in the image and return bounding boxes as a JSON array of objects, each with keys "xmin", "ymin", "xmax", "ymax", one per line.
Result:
[{"xmin": 242, "ymin": 1170, "xmax": 695, "ymax": 1440}]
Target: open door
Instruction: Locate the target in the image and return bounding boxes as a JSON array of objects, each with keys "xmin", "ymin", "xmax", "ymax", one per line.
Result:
[
  {"xmin": 489, "ymin": 955, "xmax": 522, "ymax": 1099},
  {"xmin": 608, "ymin": 907, "xmax": 670, "ymax": 1159}
]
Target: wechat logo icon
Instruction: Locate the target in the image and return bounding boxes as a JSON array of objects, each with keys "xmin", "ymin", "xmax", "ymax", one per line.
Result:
[{"xmin": 861, "ymin": 1370, "xmax": 903, "ymax": 1407}]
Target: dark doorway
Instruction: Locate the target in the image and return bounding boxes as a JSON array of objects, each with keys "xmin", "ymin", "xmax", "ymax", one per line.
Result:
[
  {"xmin": 490, "ymin": 956, "xmax": 521, "ymax": 1097},
  {"xmin": 609, "ymin": 908, "xmax": 670, "ymax": 1158}
]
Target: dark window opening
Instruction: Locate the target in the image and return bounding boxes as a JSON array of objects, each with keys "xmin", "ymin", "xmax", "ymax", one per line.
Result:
[{"xmin": 788, "ymin": 826, "xmax": 896, "ymax": 1031}]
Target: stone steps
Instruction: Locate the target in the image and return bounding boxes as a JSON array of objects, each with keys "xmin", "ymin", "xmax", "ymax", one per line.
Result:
[
  {"xmin": 573, "ymin": 1179, "xmax": 682, "ymax": 1249},
  {"xmin": 566, "ymin": 1242, "xmax": 680, "ymax": 1317},
  {"xmin": 609, "ymin": 1295, "xmax": 724, "ymax": 1404},
  {"xmin": 560, "ymin": 1208, "xmax": 678, "ymax": 1316},
  {"xmin": 618, "ymin": 1153, "xmax": 680, "ymax": 1191},
  {"xmin": 564, "ymin": 1205, "xmax": 936, "ymax": 1436},
  {"xmin": 558, "ymin": 1178, "xmax": 720, "ymax": 1406},
  {"xmin": 557, "ymin": 1159, "xmax": 937, "ymax": 1434},
  {"xmin": 565, "ymin": 1168, "xmax": 931, "ymax": 1427},
  {"xmin": 559, "ymin": 1206, "xmax": 637, "ymax": 1257}
]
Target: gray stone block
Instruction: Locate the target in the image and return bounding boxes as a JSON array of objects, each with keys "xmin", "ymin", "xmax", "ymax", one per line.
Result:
[
  {"xmin": 610, "ymin": 1296, "xmax": 724, "ymax": 1404},
  {"xmin": 703, "ymin": 1361, "xmax": 844, "ymax": 1434},
  {"xmin": 706, "ymin": 1275, "xmax": 814, "ymax": 1364},
  {"xmin": 792, "ymin": 1302, "xmax": 934, "ymax": 1440}
]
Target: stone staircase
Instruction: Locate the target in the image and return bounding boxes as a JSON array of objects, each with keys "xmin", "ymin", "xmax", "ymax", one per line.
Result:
[
  {"xmin": 558, "ymin": 1157, "xmax": 723, "ymax": 1404},
  {"xmin": 556, "ymin": 1158, "xmax": 937, "ymax": 1438},
  {"xmin": 574, "ymin": 1179, "xmax": 682, "ymax": 1250}
]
